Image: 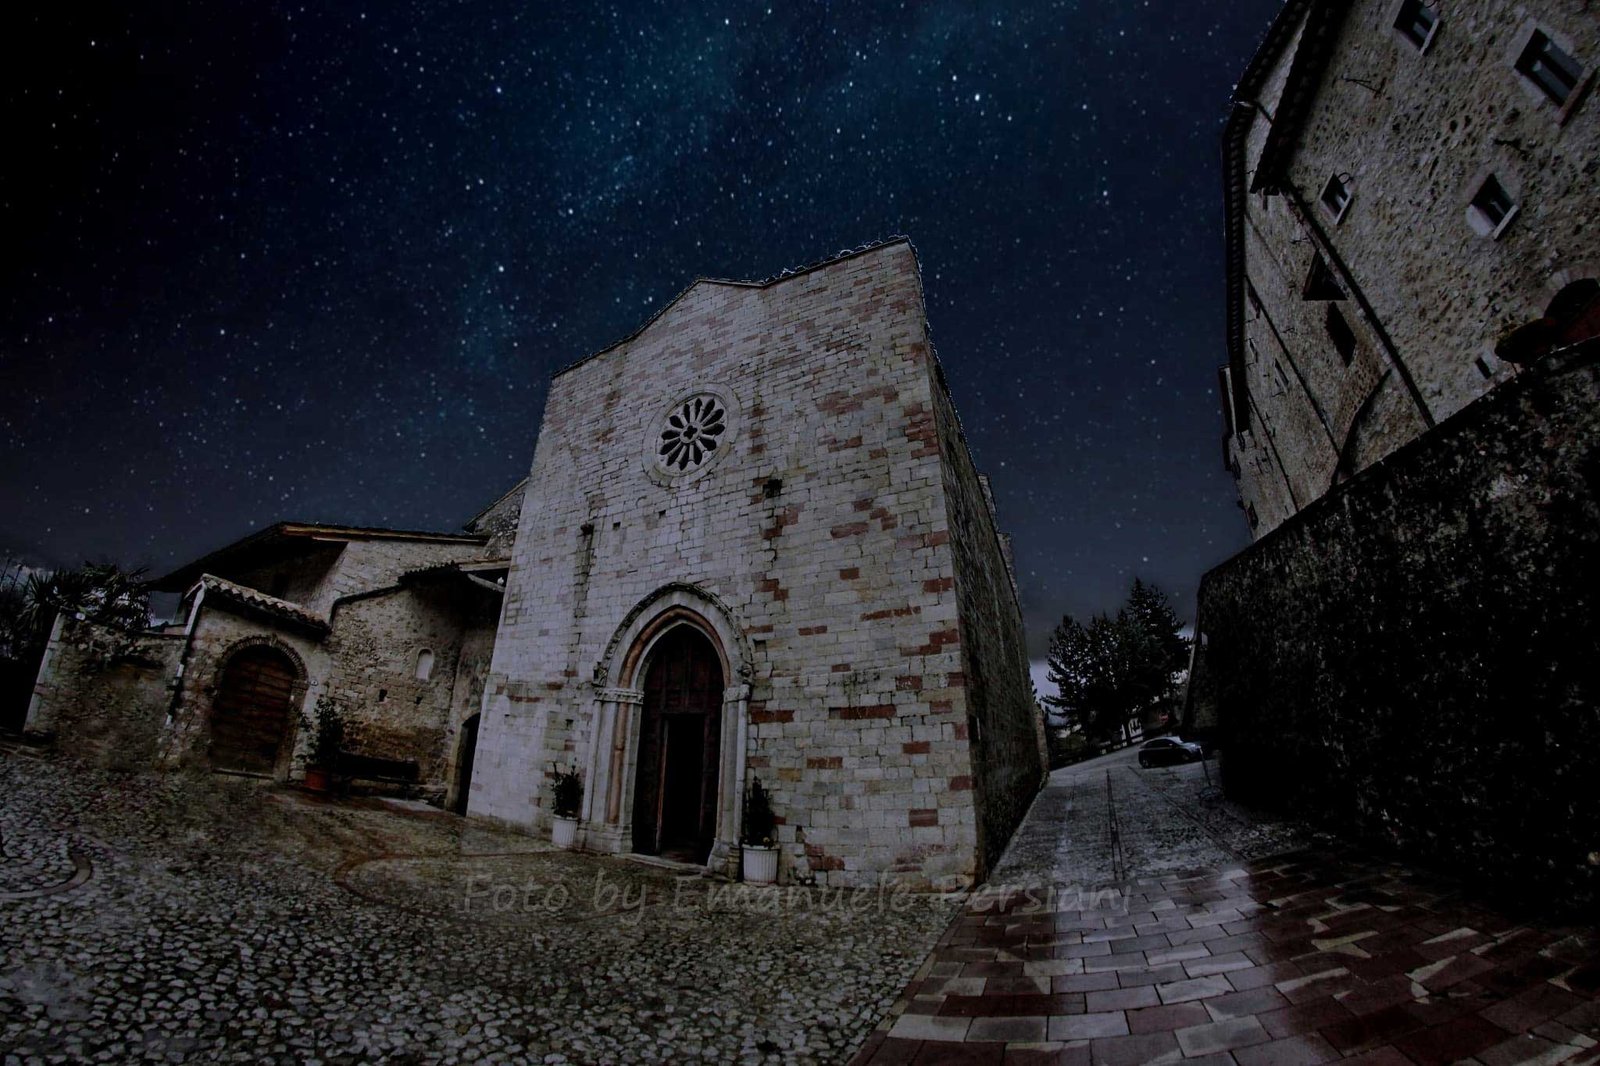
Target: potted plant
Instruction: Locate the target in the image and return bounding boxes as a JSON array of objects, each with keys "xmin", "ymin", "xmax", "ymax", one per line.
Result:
[
  {"xmin": 741, "ymin": 777, "xmax": 779, "ymax": 885},
  {"xmin": 550, "ymin": 764, "xmax": 582, "ymax": 848},
  {"xmin": 300, "ymin": 696, "xmax": 345, "ymax": 794}
]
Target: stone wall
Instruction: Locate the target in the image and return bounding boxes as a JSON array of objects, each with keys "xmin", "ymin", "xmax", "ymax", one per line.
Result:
[
  {"xmin": 1197, "ymin": 342, "xmax": 1600, "ymax": 908},
  {"xmin": 322, "ymin": 584, "xmax": 498, "ymax": 790},
  {"xmin": 25, "ymin": 617, "xmax": 184, "ymax": 770},
  {"xmin": 161, "ymin": 608, "xmax": 324, "ymax": 775},
  {"xmin": 474, "ymin": 240, "xmax": 1034, "ymax": 888},
  {"xmin": 927, "ymin": 365, "xmax": 1048, "ymax": 873},
  {"xmin": 309, "ymin": 539, "xmax": 486, "ymax": 616},
  {"xmin": 1228, "ymin": 0, "xmax": 1600, "ymax": 536}
]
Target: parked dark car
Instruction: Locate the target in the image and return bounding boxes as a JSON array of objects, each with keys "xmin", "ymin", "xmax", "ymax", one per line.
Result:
[{"xmin": 1138, "ymin": 736, "xmax": 1204, "ymax": 768}]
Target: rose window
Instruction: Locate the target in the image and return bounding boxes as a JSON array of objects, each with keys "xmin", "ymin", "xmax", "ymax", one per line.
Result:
[{"xmin": 657, "ymin": 394, "xmax": 728, "ymax": 472}]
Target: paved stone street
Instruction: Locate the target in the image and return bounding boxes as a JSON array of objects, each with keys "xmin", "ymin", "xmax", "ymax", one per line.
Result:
[
  {"xmin": 9, "ymin": 744, "xmax": 1600, "ymax": 1065},
  {"xmin": 852, "ymin": 747, "xmax": 1600, "ymax": 1066},
  {"xmin": 0, "ymin": 749, "xmax": 955, "ymax": 1065}
]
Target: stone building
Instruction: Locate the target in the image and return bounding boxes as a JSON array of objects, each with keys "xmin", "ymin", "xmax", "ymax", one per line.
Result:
[
  {"xmin": 25, "ymin": 485, "xmax": 525, "ymax": 807},
  {"xmin": 469, "ymin": 239, "xmax": 1045, "ymax": 889},
  {"xmin": 1221, "ymin": 0, "xmax": 1599, "ymax": 536},
  {"xmin": 1192, "ymin": 0, "xmax": 1600, "ymax": 906},
  {"xmin": 26, "ymin": 239, "xmax": 1041, "ymax": 888}
]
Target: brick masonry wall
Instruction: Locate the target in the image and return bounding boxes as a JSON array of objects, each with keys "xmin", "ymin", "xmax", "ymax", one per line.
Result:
[
  {"xmin": 1230, "ymin": 0, "xmax": 1600, "ymax": 536},
  {"xmin": 1197, "ymin": 342, "xmax": 1600, "ymax": 909},
  {"xmin": 25, "ymin": 617, "xmax": 184, "ymax": 770},
  {"xmin": 473, "ymin": 240, "xmax": 1034, "ymax": 888},
  {"xmin": 926, "ymin": 366, "xmax": 1049, "ymax": 874}
]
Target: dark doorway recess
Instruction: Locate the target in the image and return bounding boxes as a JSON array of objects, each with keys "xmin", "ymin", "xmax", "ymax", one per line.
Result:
[
  {"xmin": 209, "ymin": 645, "xmax": 297, "ymax": 775},
  {"xmin": 454, "ymin": 713, "xmax": 480, "ymax": 815},
  {"xmin": 631, "ymin": 626, "xmax": 722, "ymax": 863}
]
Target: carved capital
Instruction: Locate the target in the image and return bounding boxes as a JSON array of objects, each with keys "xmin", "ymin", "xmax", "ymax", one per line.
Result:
[{"xmin": 596, "ymin": 687, "xmax": 645, "ymax": 706}]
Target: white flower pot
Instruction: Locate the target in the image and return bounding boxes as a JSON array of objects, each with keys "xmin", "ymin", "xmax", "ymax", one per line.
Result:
[
  {"xmin": 552, "ymin": 815, "xmax": 578, "ymax": 849},
  {"xmin": 742, "ymin": 845, "xmax": 778, "ymax": 885}
]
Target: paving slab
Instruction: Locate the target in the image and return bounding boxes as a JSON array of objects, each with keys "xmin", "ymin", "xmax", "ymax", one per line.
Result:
[{"xmin": 848, "ymin": 745, "xmax": 1600, "ymax": 1065}]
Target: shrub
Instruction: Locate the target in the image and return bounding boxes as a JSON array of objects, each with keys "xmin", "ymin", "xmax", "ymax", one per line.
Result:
[
  {"xmin": 742, "ymin": 777, "xmax": 776, "ymax": 847},
  {"xmin": 302, "ymin": 696, "xmax": 345, "ymax": 771},
  {"xmin": 550, "ymin": 765, "xmax": 582, "ymax": 819}
]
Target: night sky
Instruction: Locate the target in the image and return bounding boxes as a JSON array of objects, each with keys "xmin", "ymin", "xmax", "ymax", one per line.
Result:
[{"xmin": 4, "ymin": 1, "xmax": 1284, "ymax": 657}]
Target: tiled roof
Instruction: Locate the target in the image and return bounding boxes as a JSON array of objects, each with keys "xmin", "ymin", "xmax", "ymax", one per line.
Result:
[{"xmin": 193, "ymin": 574, "xmax": 330, "ymax": 636}]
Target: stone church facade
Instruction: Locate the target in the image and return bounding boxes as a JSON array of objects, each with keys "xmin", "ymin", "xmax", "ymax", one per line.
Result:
[{"xmin": 470, "ymin": 239, "xmax": 1045, "ymax": 889}]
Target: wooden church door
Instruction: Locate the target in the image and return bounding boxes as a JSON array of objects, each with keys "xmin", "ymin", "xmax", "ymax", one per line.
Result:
[
  {"xmin": 631, "ymin": 627, "xmax": 722, "ymax": 863},
  {"xmin": 209, "ymin": 645, "xmax": 297, "ymax": 775}
]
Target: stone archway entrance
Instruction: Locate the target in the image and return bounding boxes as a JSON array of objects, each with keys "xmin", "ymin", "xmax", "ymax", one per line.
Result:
[
  {"xmin": 631, "ymin": 627, "xmax": 723, "ymax": 863},
  {"xmin": 209, "ymin": 645, "xmax": 298, "ymax": 775}
]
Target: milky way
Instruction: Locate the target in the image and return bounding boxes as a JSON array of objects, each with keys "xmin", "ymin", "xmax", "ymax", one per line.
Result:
[{"xmin": 3, "ymin": 1, "xmax": 1285, "ymax": 653}]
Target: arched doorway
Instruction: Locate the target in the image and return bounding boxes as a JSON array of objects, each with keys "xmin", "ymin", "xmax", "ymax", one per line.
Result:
[
  {"xmin": 209, "ymin": 645, "xmax": 298, "ymax": 775},
  {"xmin": 631, "ymin": 626, "xmax": 723, "ymax": 863},
  {"xmin": 453, "ymin": 713, "xmax": 480, "ymax": 816}
]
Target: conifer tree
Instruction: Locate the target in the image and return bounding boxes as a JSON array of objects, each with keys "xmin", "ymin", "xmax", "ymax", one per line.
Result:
[{"xmin": 1044, "ymin": 578, "xmax": 1190, "ymax": 742}]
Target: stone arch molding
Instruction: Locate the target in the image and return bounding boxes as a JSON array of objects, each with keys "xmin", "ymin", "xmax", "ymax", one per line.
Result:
[
  {"xmin": 593, "ymin": 582, "xmax": 754, "ymax": 689},
  {"xmin": 211, "ymin": 634, "xmax": 309, "ymax": 691},
  {"xmin": 580, "ymin": 583, "xmax": 754, "ymax": 878}
]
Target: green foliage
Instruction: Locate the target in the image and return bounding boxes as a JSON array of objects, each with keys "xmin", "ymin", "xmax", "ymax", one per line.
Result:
[
  {"xmin": 742, "ymin": 777, "xmax": 777, "ymax": 847},
  {"xmin": 1045, "ymin": 578, "xmax": 1190, "ymax": 742},
  {"xmin": 0, "ymin": 580, "xmax": 28, "ymax": 663},
  {"xmin": 549, "ymin": 764, "xmax": 583, "ymax": 819},
  {"xmin": 302, "ymin": 696, "xmax": 346, "ymax": 771},
  {"xmin": 0, "ymin": 562, "xmax": 151, "ymax": 725},
  {"xmin": 19, "ymin": 563, "xmax": 150, "ymax": 641}
]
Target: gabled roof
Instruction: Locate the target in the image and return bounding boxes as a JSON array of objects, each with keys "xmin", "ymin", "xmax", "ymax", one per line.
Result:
[
  {"xmin": 463, "ymin": 477, "xmax": 528, "ymax": 532},
  {"xmin": 400, "ymin": 560, "xmax": 509, "ymax": 598},
  {"xmin": 553, "ymin": 236, "xmax": 918, "ymax": 379},
  {"xmin": 150, "ymin": 522, "xmax": 486, "ymax": 592},
  {"xmin": 189, "ymin": 574, "xmax": 330, "ymax": 637}
]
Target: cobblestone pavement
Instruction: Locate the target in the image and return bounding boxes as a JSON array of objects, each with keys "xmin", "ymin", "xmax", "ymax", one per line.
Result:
[
  {"xmin": 0, "ymin": 749, "xmax": 956, "ymax": 1065},
  {"xmin": 852, "ymin": 747, "xmax": 1600, "ymax": 1065}
]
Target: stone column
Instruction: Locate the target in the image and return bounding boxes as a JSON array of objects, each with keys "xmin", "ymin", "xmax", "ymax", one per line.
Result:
[
  {"xmin": 583, "ymin": 687, "xmax": 643, "ymax": 854},
  {"xmin": 707, "ymin": 682, "xmax": 751, "ymax": 879}
]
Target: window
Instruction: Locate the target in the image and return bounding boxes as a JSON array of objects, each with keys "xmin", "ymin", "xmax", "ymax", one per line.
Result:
[
  {"xmin": 1468, "ymin": 175, "xmax": 1518, "ymax": 237},
  {"xmin": 1515, "ymin": 30, "xmax": 1584, "ymax": 106},
  {"xmin": 1326, "ymin": 305, "xmax": 1357, "ymax": 365},
  {"xmin": 1394, "ymin": 0, "xmax": 1439, "ymax": 51},
  {"xmin": 1319, "ymin": 174, "xmax": 1353, "ymax": 222},
  {"xmin": 415, "ymin": 648, "xmax": 435, "ymax": 682},
  {"xmin": 1303, "ymin": 253, "xmax": 1347, "ymax": 301}
]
